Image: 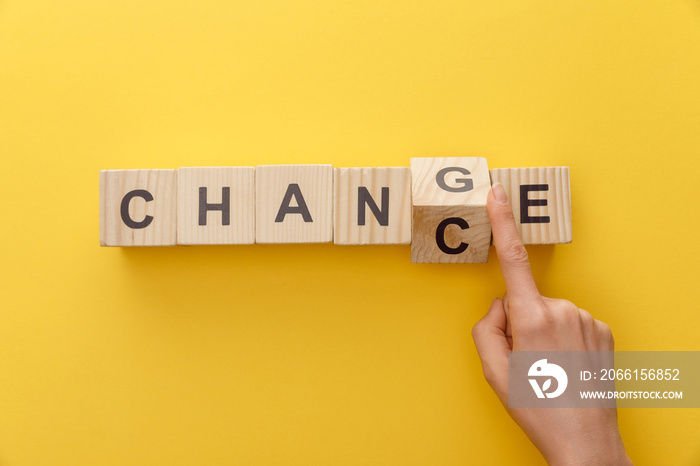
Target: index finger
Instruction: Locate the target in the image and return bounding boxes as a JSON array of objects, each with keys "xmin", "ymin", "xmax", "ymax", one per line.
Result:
[{"xmin": 487, "ymin": 183, "xmax": 542, "ymax": 304}]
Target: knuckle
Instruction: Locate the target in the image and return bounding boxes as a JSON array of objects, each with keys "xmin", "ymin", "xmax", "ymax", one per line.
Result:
[
  {"xmin": 578, "ymin": 309, "xmax": 594, "ymax": 328},
  {"xmin": 524, "ymin": 300, "xmax": 581, "ymax": 334},
  {"xmin": 519, "ymin": 308, "xmax": 552, "ymax": 334},
  {"xmin": 501, "ymin": 241, "xmax": 530, "ymax": 266},
  {"xmin": 564, "ymin": 309, "xmax": 582, "ymax": 327},
  {"xmin": 498, "ymin": 205, "xmax": 517, "ymax": 223},
  {"xmin": 481, "ymin": 363, "xmax": 497, "ymax": 386},
  {"xmin": 471, "ymin": 322, "xmax": 481, "ymax": 339},
  {"xmin": 471, "ymin": 318, "xmax": 488, "ymax": 340},
  {"xmin": 562, "ymin": 299, "xmax": 578, "ymax": 312},
  {"xmin": 595, "ymin": 320, "xmax": 615, "ymax": 349},
  {"xmin": 550, "ymin": 299, "xmax": 578, "ymax": 314}
]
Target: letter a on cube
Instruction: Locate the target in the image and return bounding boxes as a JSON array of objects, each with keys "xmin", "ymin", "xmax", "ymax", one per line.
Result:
[
  {"xmin": 100, "ymin": 169, "xmax": 177, "ymax": 246},
  {"xmin": 256, "ymin": 165, "xmax": 333, "ymax": 243},
  {"xmin": 489, "ymin": 167, "xmax": 572, "ymax": 244},
  {"xmin": 411, "ymin": 157, "xmax": 491, "ymax": 263}
]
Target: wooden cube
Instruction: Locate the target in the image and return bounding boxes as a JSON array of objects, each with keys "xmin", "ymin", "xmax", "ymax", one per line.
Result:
[
  {"xmin": 334, "ymin": 167, "xmax": 412, "ymax": 245},
  {"xmin": 177, "ymin": 167, "xmax": 255, "ymax": 245},
  {"xmin": 100, "ymin": 169, "xmax": 177, "ymax": 246},
  {"xmin": 490, "ymin": 167, "xmax": 572, "ymax": 244},
  {"xmin": 255, "ymin": 165, "xmax": 333, "ymax": 243},
  {"xmin": 411, "ymin": 157, "xmax": 491, "ymax": 263}
]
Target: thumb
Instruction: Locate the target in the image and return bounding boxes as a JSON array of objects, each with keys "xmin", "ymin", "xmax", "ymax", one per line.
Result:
[{"xmin": 472, "ymin": 298, "xmax": 510, "ymax": 402}]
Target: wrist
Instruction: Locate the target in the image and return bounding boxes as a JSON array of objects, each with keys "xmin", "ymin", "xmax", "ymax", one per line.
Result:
[{"xmin": 547, "ymin": 437, "xmax": 632, "ymax": 466}]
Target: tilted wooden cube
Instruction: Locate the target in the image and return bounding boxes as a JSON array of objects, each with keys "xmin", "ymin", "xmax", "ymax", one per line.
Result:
[
  {"xmin": 100, "ymin": 169, "xmax": 177, "ymax": 246},
  {"xmin": 490, "ymin": 167, "xmax": 572, "ymax": 244},
  {"xmin": 177, "ymin": 167, "xmax": 255, "ymax": 245},
  {"xmin": 410, "ymin": 157, "xmax": 491, "ymax": 263},
  {"xmin": 334, "ymin": 167, "xmax": 412, "ymax": 245},
  {"xmin": 255, "ymin": 165, "xmax": 333, "ymax": 243}
]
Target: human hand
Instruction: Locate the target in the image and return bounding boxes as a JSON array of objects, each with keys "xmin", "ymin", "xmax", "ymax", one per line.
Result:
[{"xmin": 471, "ymin": 182, "xmax": 633, "ymax": 466}]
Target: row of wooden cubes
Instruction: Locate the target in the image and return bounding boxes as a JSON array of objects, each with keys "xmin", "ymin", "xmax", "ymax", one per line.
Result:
[{"xmin": 99, "ymin": 158, "xmax": 571, "ymax": 263}]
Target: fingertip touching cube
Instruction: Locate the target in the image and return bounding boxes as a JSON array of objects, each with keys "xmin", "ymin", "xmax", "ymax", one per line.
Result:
[{"xmin": 489, "ymin": 167, "xmax": 572, "ymax": 245}]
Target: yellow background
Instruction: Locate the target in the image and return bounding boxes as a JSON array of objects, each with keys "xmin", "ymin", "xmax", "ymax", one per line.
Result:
[{"xmin": 1, "ymin": 1, "xmax": 699, "ymax": 464}]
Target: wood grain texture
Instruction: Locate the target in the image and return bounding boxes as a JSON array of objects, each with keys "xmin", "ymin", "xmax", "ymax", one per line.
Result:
[
  {"xmin": 411, "ymin": 157, "xmax": 490, "ymax": 206},
  {"xmin": 255, "ymin": 165, "xmax": 333, "ymax": 243},
  {"xmin": 410, "ymin": 157, "xmax": 491, "ymax": 263},
  {"xmin": 411, "ymin": 205, "xmax": 490, "ymax": 263},
  {"xmin": 177, "ymin": 167, "xmax": 255, "ymax": 245},
  {"xmin": 334, "ymin": 167, "xmax": 411, "ymax": 245},
  {"xmin": 490, "ymin": 166, "xmax": 572, "ymax": 244},
  {"xmin": 99, "ymin": 169, "xmax": 177, "ymax": 246}
]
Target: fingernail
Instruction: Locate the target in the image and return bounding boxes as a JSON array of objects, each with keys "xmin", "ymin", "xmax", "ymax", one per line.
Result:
[{"xmin": 492, "ymin": 182, "xmax": 508, "ymax": 204}]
